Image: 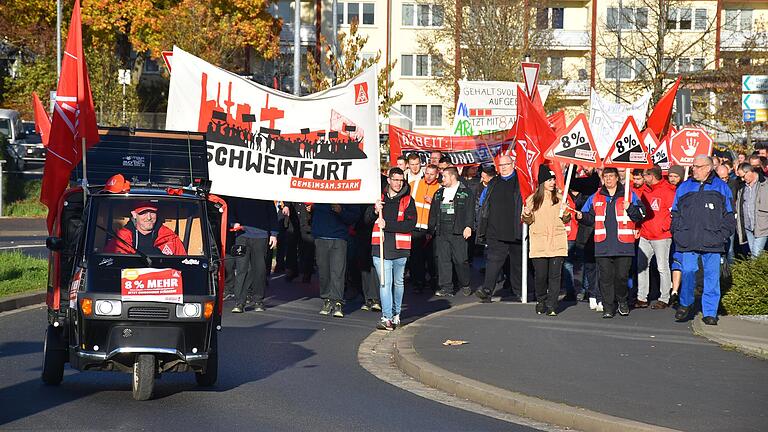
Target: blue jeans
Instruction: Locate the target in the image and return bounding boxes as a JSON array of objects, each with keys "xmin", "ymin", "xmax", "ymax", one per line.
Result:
[
  {"xmin": 562, "ymin": 241, "xmax": 582, "ymax": 296},
  {"xmin": 373, "ymin": 257, "xmax": 407, "ymax": 320},
  {"xmin": 679, "ymin": 252, "xmax": 721, "ymax": 317},
  {"xmin": 745, "ymin": 230, "xmax": 768, "ymax": 258}
]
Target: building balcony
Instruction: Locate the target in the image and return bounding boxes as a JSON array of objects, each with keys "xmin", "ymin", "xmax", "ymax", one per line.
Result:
[
  {"xmin": 534, "ymin": 30, "xmax": 591, "ymax": 51},
  {"xmin": 545, "ymin": 79, "xmax": 590, "ymax": 99},
  {"xmin": 720, "ymin": 30, "xmax": 768, "ymax": 52},
  {"xmin": 280, "ymin": 23, "xmax": 317, "ymax": 44}
]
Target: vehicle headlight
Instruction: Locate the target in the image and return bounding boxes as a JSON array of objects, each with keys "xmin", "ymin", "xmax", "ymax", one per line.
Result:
[
  {"xmin": 176, "ymin": 303, "xmax": 201, "ymax": 318},
  {"xmin": 95, "ymin": 300, "xmax": 122, "ymax": 316}
]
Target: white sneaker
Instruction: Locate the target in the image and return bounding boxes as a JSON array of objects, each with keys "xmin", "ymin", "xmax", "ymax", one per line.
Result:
[
  {"xmin": 392, "ymin": 314, "xmax": 401, "ymax": 329},
  {"xmin": 589, "ymin": 298, "xmax": 598, "ymax": 310},
  {"xmin": 596, "ymin": 302, "xmax": 604, "ymax": 312}
]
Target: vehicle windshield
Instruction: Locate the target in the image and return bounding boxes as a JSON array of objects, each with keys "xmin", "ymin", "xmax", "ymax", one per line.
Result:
[
  {"xmin": 0, "ymin": 119, "xmax": 10, "ymax": 138},
  {"xmin": 89, "ymin": 196, "xmax": 207, "ymax": 257}
]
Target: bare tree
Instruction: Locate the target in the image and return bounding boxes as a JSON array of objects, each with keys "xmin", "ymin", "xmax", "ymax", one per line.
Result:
[{"xmin": 417, "ymin": 0, "xmax": 563, "ymax": 112}]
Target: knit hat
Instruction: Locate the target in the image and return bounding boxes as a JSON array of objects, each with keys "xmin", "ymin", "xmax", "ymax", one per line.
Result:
[
  {"xmin": 538, "ymin": 165, "xmax": 556, "ymax": 185},
  {"xmin": 668, "ymin": 165, "xmax": 685, "ymax": 178}
]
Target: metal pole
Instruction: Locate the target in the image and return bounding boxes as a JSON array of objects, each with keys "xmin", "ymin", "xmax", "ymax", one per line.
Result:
[
  {"xmin": 615, "ymin": 0, "xmax": 622, "ymax": 103},
  {"xmin": 293, "ymin": 0, "xmax": 301, "ymax": 96},
  {"xmin": 522, "ymin": 223, "xmax": 528, "ymax": 303},
  {"xmin": 332, "ymin": 0, "xmax": 338, "ymax": 60},
  {"xmin": 0, "ymin": 160, "xmax": 5, "ymax": 217},
  {"xmin": 57, "ymin": 0, "xmax": 62, "ymax": 78},
  {"xmin": 122, "ymin": 82, "xmax": 126, "ymax": 125}
]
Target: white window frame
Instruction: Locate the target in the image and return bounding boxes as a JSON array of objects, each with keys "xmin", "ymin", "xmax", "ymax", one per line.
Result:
[
  {"xmin": 605, "ymin": 57, "xmax": 647, "ymax": 81},
  {"xmin": 401, "ymin": 104, "xmax": 443, "ymax": 128},
  {"xmin": 400, "ymin": 54, "xmax": 442, "ymax": 78},
  {"xmin": 607, "ymin": 7, "xmax": 648, "ymax": 31},
  {"xmin": 401, "ymin": 3, "xmax": 444, "ymax": 28},
  {"xmin": 724, "ymin": 9, "xmax": 753, "ymax": 32},
  {"xmin": 338, "ymin": 2, "xmax": 376, "ymax": 26}
]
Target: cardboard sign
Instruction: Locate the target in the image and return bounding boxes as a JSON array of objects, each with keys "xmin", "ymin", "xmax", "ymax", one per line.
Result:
[
  {"xmin": 669, "ymin": 127, "xmax": 713, "ymax": 166},
  {"xmin": 644, "ymin": 130, "xmax": 670, "ymax": 172},
  {"xmin": 545, "ymin": 114, "xmax": 602, "ymax": 167},
  {"xmin": 604, "ymin": 117, "xmax": 652, "ymax": 169},
  {"xmin": 121, "ymin": 268, "xmax": 183, "ymax": 304},
  {"xmin": 389, "ymin": 125, "xmax": 512, "ymax": 168}
]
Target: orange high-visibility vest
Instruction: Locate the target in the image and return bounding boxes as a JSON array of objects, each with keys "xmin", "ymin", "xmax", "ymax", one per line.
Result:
[
  {"xmin": 372, "ymin": 194, "xmax": 412, "ymax": 249},
  {"xmin": 592, "ymin": 193, "xmax": 636, "ymax": 244},
  {"xmin": 565, "ymin": 195, "xmax": 578, "ymax": 241},
  {"xmin": 410, "ymin": 178, "xmax": 440, "ymax": 230}
]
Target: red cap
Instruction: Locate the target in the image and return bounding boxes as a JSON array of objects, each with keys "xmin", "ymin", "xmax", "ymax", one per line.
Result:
[
  {"xmin": 104, "ymin": 174, "xmax": 130, "ymax": 193},
  {"xmin": 133, "ymin": 201, "xmax": 158, "ymax": 214}
]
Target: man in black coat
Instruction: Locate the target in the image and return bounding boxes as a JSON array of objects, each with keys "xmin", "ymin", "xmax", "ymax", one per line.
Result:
[
  {"xmin": 428, "ymin": 167, "xmax": 475, "ymax": 297},
  {"xmin": 475, "ymin": 155, "xmax": 528, "ymax": 302}
]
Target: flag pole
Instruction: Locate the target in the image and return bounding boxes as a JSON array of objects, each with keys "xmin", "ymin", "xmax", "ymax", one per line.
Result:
[
  {"xmin": 378, "ymin": 217, "xmax": 385, "ymax": 289},
  {"xmin": 81, "ymin": 137, "xmax": 88, "ymax": 201},
  {"xmin": 522, "ymin": 223, "xmax": 528, "ymax": 304},
  {"xmin": 624, "ymin": 168, "xmax": 631, "ymax": 201},
  {"xmin": 559, "ymin": 164, "xmax": 574, "ymax": 217}
]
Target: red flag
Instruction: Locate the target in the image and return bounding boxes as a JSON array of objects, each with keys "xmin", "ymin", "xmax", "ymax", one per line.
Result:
[
  {"xmin": 40, "ymin": 0, "xmax": 99, "ymax": 234},
  {"xmin": 646, "ymin": 76, "xmax": 681, "ymax": 138},
  {"xmin": 513, "ymin": 86, "xmax": 557, "ymax": 201},
  {"xmin": 32, "ymin": 92, "xmax": 51, "ymax": 147},
  {"xmin": 546, "ymin": 110, "xmax": 566, "ymax": 134}
]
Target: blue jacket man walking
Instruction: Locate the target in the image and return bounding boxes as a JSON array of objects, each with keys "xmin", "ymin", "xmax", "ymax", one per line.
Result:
[{"xmin": 671, "ymin": 155, "xmax": 736, "ymax": 325}]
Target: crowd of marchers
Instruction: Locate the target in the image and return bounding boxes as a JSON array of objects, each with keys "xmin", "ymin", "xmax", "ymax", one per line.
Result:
[{"xmin": 222, "ymin": 147, "xmax": 768, "ymax": 330}]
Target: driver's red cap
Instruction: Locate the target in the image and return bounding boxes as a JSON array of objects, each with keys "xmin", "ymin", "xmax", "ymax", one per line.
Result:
[{"xmin": 133, "ymin": 201, "xmax": 158, "ymax": 214}]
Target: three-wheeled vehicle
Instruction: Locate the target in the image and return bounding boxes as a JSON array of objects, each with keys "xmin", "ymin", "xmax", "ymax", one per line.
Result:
[{"xmin": 41, "ymin": 128, "xmax": 230, "ymax": 400}]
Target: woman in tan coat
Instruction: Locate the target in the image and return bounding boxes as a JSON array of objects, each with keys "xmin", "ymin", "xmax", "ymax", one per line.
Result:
[{"xmin": 522, "ymin": 165, "xmax": 570, "ymax": 316}]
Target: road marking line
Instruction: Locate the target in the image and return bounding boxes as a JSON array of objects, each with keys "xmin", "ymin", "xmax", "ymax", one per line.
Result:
[{"xmin": 0, "ymin": 244, "xmax": 45, "ymax": 250}]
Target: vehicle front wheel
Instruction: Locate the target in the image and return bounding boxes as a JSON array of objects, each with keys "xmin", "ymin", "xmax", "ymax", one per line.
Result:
[
  {"xmin": 132, "ymin": 354, "xmax": 156, "ymax": 401},
  {"xmin": 195, "ymin": 331, "xmax": 218, "ymax": 387},
  {"xmin": 41, "ymin": 325, "xmax": 66, "ymax": 385}
]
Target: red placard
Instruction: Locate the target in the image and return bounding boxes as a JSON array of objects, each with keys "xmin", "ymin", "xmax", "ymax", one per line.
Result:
[
  {"xmin": 121, "ymin": 268, "xmax": 183, "ymax": 304},
  {"xmin": 545, "ymin": 113, "xmax": 602, "ymax": 167},
  {"xmin": 669, "ymin": 127, "xmax": 713, "ymax": 166},
  {"xmin": 603, "ymin": 117, "xmax": 652, "ymax": 169}
]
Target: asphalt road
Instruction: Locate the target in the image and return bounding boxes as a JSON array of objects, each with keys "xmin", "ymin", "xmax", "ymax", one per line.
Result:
[
  {"xmin": 0, "ymin": 274, "xmax": 540, "ymax": 431},
  {"xmin": 0, "ymin": 218, "xmax": 48, "ymax": 259}
]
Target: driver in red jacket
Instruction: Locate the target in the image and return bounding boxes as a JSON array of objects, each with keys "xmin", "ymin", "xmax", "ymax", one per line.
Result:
[{"xmin": 105, "ymin": 201, "xmax": 186, "ymax": 255}]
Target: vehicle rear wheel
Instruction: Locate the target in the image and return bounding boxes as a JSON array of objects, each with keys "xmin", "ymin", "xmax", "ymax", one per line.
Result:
[
  {"xmin": 42, "ymin": 324, "xmax": 66, "ymax": 385},
  {"xmin": 132, "ymin": 354, "xmax": 156, "ymax": 401},
  {"xmin": 195, "ymin": 331, "xmax": 218, "ymax": 387}
]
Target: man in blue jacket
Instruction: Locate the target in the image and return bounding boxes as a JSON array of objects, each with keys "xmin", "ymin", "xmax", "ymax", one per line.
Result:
[
  {"xmin": 312, "ymin": 203, "xmax": 361, "ymax": 318},
  {"xmin": 672, "ymin": 155, "xmax": 736, "ymax": 325}
]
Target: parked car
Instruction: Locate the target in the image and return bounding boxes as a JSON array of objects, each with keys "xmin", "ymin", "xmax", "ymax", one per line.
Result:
[{"xmin": 0, "ymin": 109, "xmax": 46, "ymax": 170}]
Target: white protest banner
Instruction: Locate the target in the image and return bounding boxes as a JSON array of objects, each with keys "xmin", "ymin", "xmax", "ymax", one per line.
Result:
[
  {"xmin": 451, "ymin": 81, "xmax": 550, "ymax": 136},
  {"xmin": 588, "ymin": 89, "xmax": 650, "ymax": 159},
  {"xmin": 166, "ymin": 47, "xmax": 381, "ymax": 203}
]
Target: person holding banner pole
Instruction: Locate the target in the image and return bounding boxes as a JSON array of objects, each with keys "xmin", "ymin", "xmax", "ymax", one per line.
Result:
[
  {"xmin": 409, "ymin": 164, "xmax": 441, "ymax": 293},
  {"xmin": 575, "ymin": 168, "xmax": 646, "ymax": 318},
  {"xmin": 366, "ymin": 167, "xmax": 417, "ymax": 331}
]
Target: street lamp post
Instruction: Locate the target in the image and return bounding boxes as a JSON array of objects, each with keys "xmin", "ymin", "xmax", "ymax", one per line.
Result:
[
  {"xmin": 616, "ymin": 0, "xmax": 623, "ymax": 103},
  {"xmin": 293, "ymin": 0, "xmax": 301, "ymax": 96}
]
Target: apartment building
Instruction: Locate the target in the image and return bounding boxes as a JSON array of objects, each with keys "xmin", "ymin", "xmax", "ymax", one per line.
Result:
[{"xmin": 254, "ymin": 1, "xmax": 768, "ymax": 135}]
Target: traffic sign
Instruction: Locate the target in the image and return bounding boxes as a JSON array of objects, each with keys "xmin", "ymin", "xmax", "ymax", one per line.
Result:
[
  {"xmin": 744, "ymin": 109, "xmax": 757, "ymax": 122},
  {"xmin": 645, "ymin": 131, "xmax": 670, "ymax": 171},
  {"xmin": 744, "ymin": 109, "xmax": 768, "ymax": 122},
  {"xmin": 545, "ymin": 114, "xmax": 602, "ymax": 167},
  {"xmin": 604, "ymin": 117, "xmax": 652, "ymax": 169},
  {"xmin": 742, "ymin": 75, "xmax": 768, "ymax": 92},
  {"xmin": 162, "ymin": 50, "xmax": 174, "ymax": 73},
  {"xmin": 521, "ymin": 62, "xmax": 540, "ymax": 100},
  {"xmin": 742, "ymin": 93, "xmax": 768, "ymax": 110},
  {"xmin": 669, "ymin": 127, "xmax": 713, "ymax": 166}
]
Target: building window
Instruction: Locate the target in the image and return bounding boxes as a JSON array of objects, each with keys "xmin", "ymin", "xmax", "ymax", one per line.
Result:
[
  {"xmin": 662, "ymin": 57, "xmax": 673, "ymax": 73},
  {"xmin": 401, "ymin": 54, "xmax": 442, "ymax": 77},
  {"xmin": 402, "ymin": 3, "xmax": 443, "ymax": 27},
  {"xmin": 415, "ymin": 105, "xmax": 428, "ymax": 126},
  {"xmin": 549, "ymin": 57, "xmax": 563, "ymax": 79},
  {"xmin": 401, "ymin": 104, "xmax": 442, "ymax": 127},
  {"xmin": 416, "ymin": 55, "xmax": 429, "ymax": 76},
  {"xmin": 401, "ymin": 55, "xmax": 413, "ymax": 76},
  {"xmin": 402, "ymin": 4, "xmax": 414, "ymax": 26},
  {"xmin": 694, "ymin": 9, "xmax": 707, "ymax": 31},
  {"xmin": 608, "ymin": 7, "xmax": 648, "ymax": 30},
  {"xmin": 537, "ymin": 8, "xmax": 564, "ymax": 30},
  {"xmin": 430, "ymin": 105, "xmax": 442, "ymax": 127},
  {"xmin": 725, "ymin": 9, "xmax": 753, "ymax": 31},
  {"xmin": 362, "ymin": 3, "xmax": 374, "ymax": 25},
  {"xmin": 678, "ymin": 58, "xmax": 690, "ymax": 73},
  {"xmin": 400, "ymin": 105, "xmax": 413, "ymax": 121},
  {"xmin": 336, "ymin": 2, "xmax": 344, "ymax": 26},
  {"xmin": 667, "ymin": 8, "xmax": 692, "ymax": 30},
  {"xmin": 338, "ymin": 2, "xmax": 374, "ymax": 25},
  {"xmin": 692, "ymin": 58, "xmax": 705, "ymax": 72},
  {"xmin": 605, "ymin": 58, "xmax": 639, "ymax": 80}
]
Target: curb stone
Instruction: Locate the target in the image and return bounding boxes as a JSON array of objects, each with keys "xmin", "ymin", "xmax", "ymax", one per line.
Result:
[
  {"xmin": 0, "ymin": 291, "xmax": 46, "ymax": 314},
  {"xmin": 393, "ymin": 303, "xmax": 681, "ymax": 432},
  {"xmin": 691, "ymin": 317, "xmax": 768, "ymax": 360}
]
